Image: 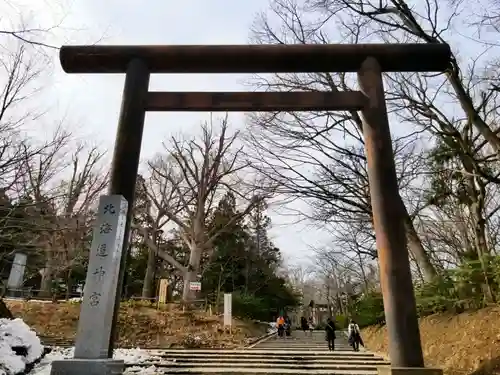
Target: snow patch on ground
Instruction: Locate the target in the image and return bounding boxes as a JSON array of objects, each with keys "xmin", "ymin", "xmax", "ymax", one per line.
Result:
[
  {"xmin": 124, "ymin": 365, "xmax": 162, "ymax": 374},
  {"xmin": 30, "ymin": 347, "xmax": 172, "ymax": 375},
  {"xmin": 0, "ymin": 318, "xmax": 44, "ymax": 375},
  {"xmin": 22, "ymin": 320, "xmax": 277, "ymax": 375}
]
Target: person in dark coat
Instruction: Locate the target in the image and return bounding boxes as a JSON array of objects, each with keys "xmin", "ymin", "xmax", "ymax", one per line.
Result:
[
  {"xmin": 284, "ymin": 316, "xmax": 292, "ymax": 337},
  {"xmin": 300, "ymin": 316, "xmax": 308, "ymax": 334},
  {"xmin": 325, "ymin": 317, "xmax": 336, "ymax": 351}
]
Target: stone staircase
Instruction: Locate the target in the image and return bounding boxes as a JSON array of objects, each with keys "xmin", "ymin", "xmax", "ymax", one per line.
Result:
[{"xmin": 124, "ymin": 331, "xmax": 390, "ymax": 374}]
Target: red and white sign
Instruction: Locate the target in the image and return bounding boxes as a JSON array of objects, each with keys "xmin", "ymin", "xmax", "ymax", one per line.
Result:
[{"xmin": 189, "ymin": 281, "xmax": 201, "ymax": 291}]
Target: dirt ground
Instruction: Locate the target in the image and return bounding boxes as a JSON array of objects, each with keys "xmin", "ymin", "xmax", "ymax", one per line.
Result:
[
  {"xmin": 5, "ymin": 299, "xmax": 268, "ymax": 349},
  {"xmin": 362, "ymin": 306, "xmax": 500, "ymax": 375}
]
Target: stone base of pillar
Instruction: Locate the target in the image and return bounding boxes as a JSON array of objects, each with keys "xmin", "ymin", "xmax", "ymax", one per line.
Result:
[
  {"xmin": 50, "ymin": 359, "xmax": 125, "ymax": 375},
  {"xmin": 378, "ymin": 366, "xmax": 443, "ymax": 375}
]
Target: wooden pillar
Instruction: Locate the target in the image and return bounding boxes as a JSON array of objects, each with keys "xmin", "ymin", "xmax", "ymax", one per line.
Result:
[{"xmin": 357, "ymin": 57, "xmax": 424, "ymax": 367}]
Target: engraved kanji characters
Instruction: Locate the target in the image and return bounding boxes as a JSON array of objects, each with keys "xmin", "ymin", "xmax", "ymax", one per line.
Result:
[
  {"xmin": 93, "ymin": 266, "xmax": 106, "ymax": 281},
  {"xmin": 103, "ymin": 203, "xmax": 116, "ymax": 215},
  {"xmin": 88, "ymin": 292, "xmax": 101, "ymax": 307},
  {"xmin": 99, "ymin": 222, "xmax": 113, "ymax": 234},
  {"xmin": 96, "ymin": 244, "xmax": 108, "ymax": 257}
]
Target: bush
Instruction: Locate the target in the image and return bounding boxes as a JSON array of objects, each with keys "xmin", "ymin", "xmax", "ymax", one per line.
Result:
[
  {"xmin": 352, "ymin": 256, "xmax": 500, "ymax": 329},
  {"xmin": 352, "ymin": 291, "xmax": 385, "ymax": 327},
  {"xmin": 415, "ymin": 255, "xmax": 500, "ymax": 317},
  {"xmin": 315, "ymin": 321, "xmax": 326, "ymax": 330},
  {"xmin": 232, "ymin": 292, "xmax": 270, "ymax": 321},
  {"xmin": 335, "ymin": 314, "xmax": 349, "ymax": 329}
]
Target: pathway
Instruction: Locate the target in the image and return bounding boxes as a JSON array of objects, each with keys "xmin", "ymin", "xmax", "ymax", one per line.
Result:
[{"xmin": 124, "ymin": 331, "xmax": 390, "ymax": 374}]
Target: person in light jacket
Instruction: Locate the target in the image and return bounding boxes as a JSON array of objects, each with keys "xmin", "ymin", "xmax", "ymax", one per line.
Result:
[{"xmin": 347, "ymin": 319, "xmax": 364, "ymax": 351}]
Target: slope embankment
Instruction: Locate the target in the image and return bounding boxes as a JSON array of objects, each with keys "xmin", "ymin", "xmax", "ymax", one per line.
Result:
[
  {"xmin": 5, "ymin": 299, "xmax": 268, "ymax": 349},
  {"xmin": 362, "ymin": 306, "xmax": 500, "ymax": 375}
]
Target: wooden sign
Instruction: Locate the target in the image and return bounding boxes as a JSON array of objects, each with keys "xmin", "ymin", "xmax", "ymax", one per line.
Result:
[
  {"xmin": 224, "ymin": 293, "xmax": 232, "ymax": 327},
  {"xmin": 158, "ymin": 279, "xmax": 168, "ymax": 304}
]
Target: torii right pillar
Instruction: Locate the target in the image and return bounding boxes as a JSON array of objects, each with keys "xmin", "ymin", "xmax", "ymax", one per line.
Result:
[{"xmin": 358, "ymin": 57, "xmax": 441, "ymax": 375}]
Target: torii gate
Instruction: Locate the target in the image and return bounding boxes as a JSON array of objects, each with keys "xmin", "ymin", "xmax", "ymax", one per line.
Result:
[{"xmin": 51, "ymin": 43, "xmax": 450, "ymax": 375}]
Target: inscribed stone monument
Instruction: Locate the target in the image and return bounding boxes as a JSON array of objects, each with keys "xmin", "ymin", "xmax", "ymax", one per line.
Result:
[
  {"xmin": 7, "ymin": 253, "xmax": 27, "ymax": 289},
  {"xmin": 50, "ymin": 194, "xmax": 128, "ymax": 375}
]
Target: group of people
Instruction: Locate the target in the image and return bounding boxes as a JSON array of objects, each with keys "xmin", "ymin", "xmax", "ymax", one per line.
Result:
[
  {"xmin": 276, "ymin": 315, "xmax": 292, "ymax": 337},
  {"xmin": 279, "ymin": 315, "xmax": 364, "ymax": 352},
  {"xmin": 324, "ymin": 318, "xmax": 364, "ymax": 351}
]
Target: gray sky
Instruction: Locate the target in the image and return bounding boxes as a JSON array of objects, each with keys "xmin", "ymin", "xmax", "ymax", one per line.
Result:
[{"xmin": 1, "ymin": 0, "xmax": 329, "ymax": 265}]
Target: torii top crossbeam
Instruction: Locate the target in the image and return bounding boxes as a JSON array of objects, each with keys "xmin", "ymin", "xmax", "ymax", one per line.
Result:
[{"xmin": 59, "ymin": 43, "xmax": 451, "ymax": 74}]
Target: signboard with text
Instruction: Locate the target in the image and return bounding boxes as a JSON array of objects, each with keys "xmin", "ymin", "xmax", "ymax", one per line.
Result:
[{"xmin": 189, "ymin": 281, "xmax": 201, "ymax": 291}]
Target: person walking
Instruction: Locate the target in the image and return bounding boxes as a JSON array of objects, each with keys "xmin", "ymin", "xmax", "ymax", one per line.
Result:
[
  {"xmin": 347, "ymin": 319, "xmax": 363, "ymax": 351},
  {"xmin": 277, "ymin": 315, "xmax": 285, "ymax": 338},
  {"xmin": 300, "ymin": 316, "xmax": 308, "ymax": 335},
  {"xmin": 325, "ymin": 317, "xmax": 336, "ymax": 351},
  {"xmin": 284, "ymin": 315, "xmax": 292, "ymax": 337},
  {"xmin": 308, "ymin": 316, "xmax": 314, "ymax": 336}
]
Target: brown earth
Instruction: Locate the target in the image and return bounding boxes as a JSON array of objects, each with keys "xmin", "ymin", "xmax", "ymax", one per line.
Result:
[
  {"xmin": 5, "ymin": 299, "xmax": 268, "ymax": 349},
  {"xmin": 362, "ymin": 306, "xmax": 500, "ymax": 375}
]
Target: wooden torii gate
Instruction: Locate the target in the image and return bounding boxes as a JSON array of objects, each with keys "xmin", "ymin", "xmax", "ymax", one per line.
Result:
[{"xmin": 58, "ymin": 43, "xmax": 450, "ymax": 374}]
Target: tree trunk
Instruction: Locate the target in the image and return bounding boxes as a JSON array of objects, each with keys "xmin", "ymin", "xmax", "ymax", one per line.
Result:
[
  {"xmin": 182, "ymin": 245, "xmax": 203, "ymax": 303},
  {"xmin": 470, "ymin": 180, "xmax": 495, "ymax": 303},
  {"xmin": 142, "ymin": 247, "xmax": 156, "ymax": 298},
  {"xmin": 356, "ymin": 251, "xmax": 370, "ymax": 291},
  {"xmin": 399, "ymin": 198, "xmax": 439, "ymax": 282},
  {"xmin": 39, "ymin": 260, "xmax": 54, "ymax": 298},
  {"xmin": 65, "ymin": 268, "xmax": 73, "ymax": 300},
  {"xmin": 0, "ymin": 299, "xmax": 13, "ymax": 319}
]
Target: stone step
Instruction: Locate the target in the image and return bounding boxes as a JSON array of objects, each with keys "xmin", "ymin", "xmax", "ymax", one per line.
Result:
[
  {"xmin": 158, "ymin": 353, "xmax": 377, "ymax": 360},
  {"xmin": 159, "ymin": 358, "xmax": 388, "ymax": 365},
  {"xmin": 124, "ymin": 366, "xmax": 378, "ymax": 375},
  {"xmin": 155, "ymin": 350, "xmax": 373, "ymax": 356},
  {"xmin": 261, "ymin": 344, "xmax": 353, "ymax": 347},
  {"xmin": 246, "ymin": 349, "xmax": 355, "ymax": 352},
  {"xmin": 260, "ymin": 344, "xmax": 352, "ymax": 346},
  {"xmin": 119, "ymin": 330, "xmax": 385, "ymax": 375},
  {"xmin": 132, "ymin": 362, "xmax": 383, "ymax": 371},
  {"xmin": 251, "ymin": 345, "xmax": 353, "ymax": 349}
]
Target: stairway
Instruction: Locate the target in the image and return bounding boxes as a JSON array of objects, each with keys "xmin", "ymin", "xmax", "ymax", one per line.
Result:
[{"xmin": 124, "ymin": 331, "xmax": 390, "ymax": 374}]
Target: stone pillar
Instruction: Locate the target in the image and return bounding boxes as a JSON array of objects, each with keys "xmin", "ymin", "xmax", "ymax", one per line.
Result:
[
  {"xmin": 7, "ymin": 253, "xmax": 27, "ymax": 294},
  {"xmin": 50, "ymin": 195, "xmax": 128, "ymax": 375}
]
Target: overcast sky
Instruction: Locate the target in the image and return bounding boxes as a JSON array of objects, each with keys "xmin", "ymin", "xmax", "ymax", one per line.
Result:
[
  {"xmin": 0, "ymin": 0, "xmax": 331, "ymax": 266},
  {"xmin": 2, "ymin": 0, "xmax": 491, "ymax": 270}
]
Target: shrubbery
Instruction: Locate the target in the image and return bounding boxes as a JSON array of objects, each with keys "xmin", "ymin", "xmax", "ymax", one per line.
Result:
[
  {"xmin": 232, "ymin": 292, "xmax": 269, "ymax": 321},
  {"xmin": 231, "ymin": 291, "xmax": 299, "ymax": 321},
  {"xmin": 415, "ymin": 255, "xmax": 500, "ymax": 316},
  {"xmin": 348, "ymin": 255, "xmax": 500, "ymax": 328}
]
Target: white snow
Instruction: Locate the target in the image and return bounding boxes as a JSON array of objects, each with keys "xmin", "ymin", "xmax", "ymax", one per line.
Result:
[
  {"xmin": 0, "ymin": 316, "xmax": 275, "ymax": 375},
  {"xmin": 30, "ymin": 347, "xmax": 173, "ymax": 375},
  {"xmin": 0, "ymin": 318, "xmax": 44, "ymax": 375},
  {"xmin": 124, "ymin": 365, "xmax": 161, "ymax": 374},
  {"xmin": 0, "ymin": 317, "xmax": 167, "ymax": 375},
  {"xmin": 2, "ymin": 299, "xmax": 52, "ymax": 304}
]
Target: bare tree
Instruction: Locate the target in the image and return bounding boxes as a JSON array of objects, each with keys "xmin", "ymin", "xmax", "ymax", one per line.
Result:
[
  {"xmin": 246, "ymin": 0, "xmax": 500, "ymax": 290},
  {"xmin": 0, "ymin": 40, "xmax": 59, "ymax": 288},
  {"xmin": 146, "ymin": 117, "xmax": 262, "ymax": 302},
  {"xmin": 16, "ymin": 129, "xmax": 108, "ymax": 297},
  {"xmin": 131, "ymin": 174, "xmax": 186, "ymax": 298},
  {"xmin": 313, "ymin": 0, "xmax": 500, "ymax": 152},
  {"xmin": 312, "ymin": 0, "xmax": 500, "ymax": 301}
]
